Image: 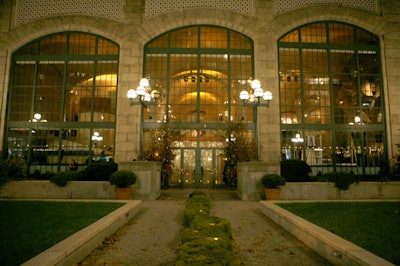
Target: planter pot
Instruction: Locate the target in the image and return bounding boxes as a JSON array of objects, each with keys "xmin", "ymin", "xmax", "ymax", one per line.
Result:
[
  {"xmin": 264, "ymin": 188, "xmax": 281, "ymax": 200},
  {"xmin": 115, "ymin": 187, "xmax": 132, "ymax": 200}
]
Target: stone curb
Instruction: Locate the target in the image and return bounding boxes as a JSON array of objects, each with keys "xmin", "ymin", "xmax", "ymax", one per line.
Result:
[
  {"xmin": 21, "ymin": 200, "xmax": 142, "ymax": 266},
  {"xmin": 260, "ymin": 201, "xmax": 395, "ymax": 266}
]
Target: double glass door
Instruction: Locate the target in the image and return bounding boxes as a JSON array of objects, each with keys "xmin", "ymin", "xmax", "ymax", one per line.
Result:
[{"xmin": 170, "ymin": 148, "xmax": 225, "ymax": 187}]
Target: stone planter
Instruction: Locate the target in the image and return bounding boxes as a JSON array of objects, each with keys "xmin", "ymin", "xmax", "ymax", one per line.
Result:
[
  {"xmin": 0, "ymin": 161, "xmax": 161, "ymax": 200},
  {"xmin": 264, "ymin": 188, "xmax": 281, "ymax": 200},
  {"xmin": 114, "ymin": 187, "xmax": 133, "ymax": 200},
  {"xmin": 237, "ymin": 162, "xmax": 400, "ymax": 200}
]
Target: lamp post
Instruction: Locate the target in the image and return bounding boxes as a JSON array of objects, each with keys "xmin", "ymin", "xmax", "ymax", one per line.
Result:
[
  {"xmin": 127, "ymin": 78, "xmax": 160, "ymax": 106},
  {"xmin": 239, "ymin": 79, "xmax": 272, "ymax": 107}
]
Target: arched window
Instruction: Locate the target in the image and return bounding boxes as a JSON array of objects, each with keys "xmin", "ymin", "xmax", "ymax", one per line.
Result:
[
  {"xmin": 5, "ymin": 32, "xmax": 119, "ymax": 173},
  {"xmin": 279, "ymin": 22, "xmax": 386, "ymax": 175},
  {"xmin": 142, "ymin": 26, "xmax": 255, "ymax": 187}
]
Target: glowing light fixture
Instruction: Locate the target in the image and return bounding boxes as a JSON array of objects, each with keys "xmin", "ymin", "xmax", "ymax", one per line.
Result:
[
  {"xmin": 239, "ymin": 79, "xmax": 272, "ymax": 107},
  {"xmin": 127, "ymin": 78, "xmax": 160, "ymax": 106}
]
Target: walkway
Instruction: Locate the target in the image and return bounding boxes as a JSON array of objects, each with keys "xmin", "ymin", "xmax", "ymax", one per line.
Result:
[{"xmin": 78, "ymin": 189, "xmax": 331, "ymax": 265}]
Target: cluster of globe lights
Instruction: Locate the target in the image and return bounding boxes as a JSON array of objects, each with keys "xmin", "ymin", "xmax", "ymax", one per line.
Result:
[
  {"xmin": 239, "ymin": 79, "xmax": 272, "ymax": 106},
  {"xmin": 127, "ymin": 78, "xmax": 160, "ymax": 105}
]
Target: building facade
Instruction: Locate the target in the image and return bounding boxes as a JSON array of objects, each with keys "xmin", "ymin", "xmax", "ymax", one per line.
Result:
[{"xmin": 0, "ymin": 0, "xmax": 399, "ymax": 187}]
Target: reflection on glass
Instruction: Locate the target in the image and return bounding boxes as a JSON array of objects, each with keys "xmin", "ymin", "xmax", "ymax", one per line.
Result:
[
  {"xmin": 279, "ymin": 22, "xmax": 384, "ymax": 175},
  {"xmin": 7, "ymin": 32, "xmax": 118, "ymax": 173}
]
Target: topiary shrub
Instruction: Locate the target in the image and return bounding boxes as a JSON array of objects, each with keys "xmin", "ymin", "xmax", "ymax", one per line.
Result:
[
  {"xmin": 76, "ymin": 161, "xmax": 118, "ymax": 181},
  {"xmin": 189, "ymin": 191, "xmax": 211, "ymax": 208},
  {"xmin": 176, "ymin": 192, "xmax": 240, "ymax": 265},
  {"xmin": 190, "ymin": 216, "xmax": 232, "ymax": 240},
  {"xmin": 281, "ymin": 160, "xmax": 312, "ymax": 182},
  {"xmin": 183, "ymin": 191, "xmax": 211, "ymax": 226},
  {"xmin": 0, "ymin": 159, "xmax": 10, "ymax": 186},
  {"xmin": 176, "ymin": 239, "xmax": 238, "ymax": 265},
  {"xmin": 319, "ymin": 172, "xmax": 359, "ymax": 190},
  {"xmin": 261, "ymin": 174, "xmax": 286, "ymax": 188},
  {"xmin": 50, "ymin": 171, "xmax": 77, "ymax": 187},
  {"xmin": 0, "ymin": 157, "xmax": 27, "ymax": 186},
  {"xmin": 109, "ymin": 170, "xmax": 137, "ymax": 188},
  {"xmin": 183, "ymin": 203, "xmax": 210, "ymax": 227}
]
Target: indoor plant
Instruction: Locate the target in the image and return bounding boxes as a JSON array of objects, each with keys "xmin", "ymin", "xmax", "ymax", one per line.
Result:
[
  {"xmin": 261, "ymin": 173, "xmax": 286, "ymax": 200},
  {"xmin": 109, "ymin": 170, "xmax": 137, "ymax": 200}
]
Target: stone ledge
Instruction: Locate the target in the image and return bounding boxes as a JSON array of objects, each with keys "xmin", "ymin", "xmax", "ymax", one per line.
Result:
[
  {"xmin": 21, "ymin": 200, "xmax": 141, "ymax": 266},
  {"xmin": 260, "ymin": 201, "xmax": 395, "ymax": 266}
]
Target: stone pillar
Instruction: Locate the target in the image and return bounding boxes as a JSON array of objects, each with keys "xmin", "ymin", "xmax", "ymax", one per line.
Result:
[
  {"xmin": 236, "ymin": 161, "xmax": 280, "ymax": 200},
  {"xmin": 118, "ymin": 161, "xmax": 162, "ymax": 200}
]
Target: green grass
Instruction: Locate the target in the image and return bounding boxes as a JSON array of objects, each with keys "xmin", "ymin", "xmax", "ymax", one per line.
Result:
[
  {"xmin": 277, "ymin": 202, "xmax": 400, "ymax": 265},
  {"xmin": 0, "ymin": 200, "xmax": 124, "ymax": 266}
]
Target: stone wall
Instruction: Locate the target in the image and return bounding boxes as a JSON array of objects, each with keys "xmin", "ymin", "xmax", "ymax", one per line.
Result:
[
  {"xmin": 0, "ymin": 0, "xmax": 399, "ymax": 167},
  {"xmin": 0, "ymin": 161, "xmax": 161, "ymax": 200},
  {"xmin": 237, "ymin": 162, "xmax": 400, "ymax": 200}
]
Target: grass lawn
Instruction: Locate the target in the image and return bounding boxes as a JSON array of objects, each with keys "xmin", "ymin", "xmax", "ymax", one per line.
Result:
[
  {"xmin": 277, "ymin": 202, "xmax": 400, "ymax": 265},
  {"xmin": 0, "ymin": 200, "xmax": 124, "ymax": 266}
]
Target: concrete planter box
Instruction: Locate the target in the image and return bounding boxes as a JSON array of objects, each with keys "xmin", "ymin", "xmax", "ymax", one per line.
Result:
[
  {"xmin": 280, "ymin": 182, "xmax": 400, "ymax": 200},
  {"xmin": 0, "ymin": 161, "xmax": 162, "ymax": 200},
  {"xmin": 237, "ymin": 162, "xmax": 400, "ymax": 200}
]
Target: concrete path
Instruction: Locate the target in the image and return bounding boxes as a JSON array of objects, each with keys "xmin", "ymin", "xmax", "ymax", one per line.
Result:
[{"xmin": 78, "ymin": 189, "xmax": 331, "ymax": 265}]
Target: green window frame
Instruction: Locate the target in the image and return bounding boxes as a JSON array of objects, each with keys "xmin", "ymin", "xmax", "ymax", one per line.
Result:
[
  {"xmin": 5, "ymin": 32, "xmax": 119, "ymax": 174},
  {"xmin": 278, "ymin": 22, "xmax": 386, "ymax": 176},
  {"xmin": 141, "ymin": 25, "xmax": 256, "ymax": 158}
]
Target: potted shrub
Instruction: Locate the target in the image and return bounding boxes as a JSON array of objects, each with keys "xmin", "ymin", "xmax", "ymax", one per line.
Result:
[
  {"xmin": 109, "ymin": 170, "xmax": 137, "ymax": 200},
  {"xmin": 261, "ymin": 174, "xmax": 286, "ymax": 200}
]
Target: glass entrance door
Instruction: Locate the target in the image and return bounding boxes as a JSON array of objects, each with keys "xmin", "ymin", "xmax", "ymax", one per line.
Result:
[{"xmin": 170, "ymin": 148, "xmax": 225, "ymax": 187}]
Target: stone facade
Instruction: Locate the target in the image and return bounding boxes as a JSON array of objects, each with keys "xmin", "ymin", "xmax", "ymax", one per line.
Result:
[{"xmin": 0, "ymin": 0, "xmax": 399, "ymax": 167}]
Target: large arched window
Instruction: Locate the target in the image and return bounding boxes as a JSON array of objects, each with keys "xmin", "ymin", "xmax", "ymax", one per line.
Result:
[
  {"xmin": 5, "ymin": 32, "xmax": 119, "ymax": 173},
  {"xmin": 142, "ymin": 26, "xmax": 255, "ymax": 187},
  {"xmin": 279, "ymin": 22, "xmax": 386, "ymax": 175}
]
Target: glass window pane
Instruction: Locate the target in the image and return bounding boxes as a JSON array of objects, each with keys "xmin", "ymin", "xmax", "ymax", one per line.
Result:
[
  {"xmin": 302, "ymin": 49, "xmax": 328, "ymax": 73},
  {"xmin": 231, "ymin": 55, "xmax": 253, "ymax": 122},
  {"xmin": 359, "ymin": 51, "xmax": 379, "ymax": 75},
  {"xmin": 329, "ymin": 23, "xmax": 354, "ymax": 44},
  {"xmin": 7, "ymin": 128, "xmax": 30, "ymax": 158},
  {"xmin": 146, "ymin": 33, "xmax": 169, "ymax": 48},
  {"xmin": 279, "ymin": 29, "xmax": 299, "ymax": 43},
  {"xmin": 66, "ymin": 61, "xmax": 95, "ymax": 122},
  {"xmin": 199, "ymin": 54, "xmax": 228, "ymax": 122},
  {"xmin": 15, "ymin": 41, "xmax": 38, "ymax": 55},
  {"xmin": 39, "ymin": 33, "xmax": 67, "ymax": 55},
  {"xmin": 303, "ymin": 75, "xmax": 331, "ymax": 124},
  {"xmin": 93, "ymin": 61, "xmax": 118, "ymax": 122},
  {"xmin": 230, "ymin": 31, "xmax": 252, "ymax": 49},
  {"xmin": 279, "ymin": 48, "xmax": 301, "ymax": 124},
  {"xmin": 146, "ymin": 54, "xmax": 168, "ymax": 78},
  {"xmin": 300, "ymin": 23, "xmax": 327, "ymax": 43},
  {"xmin": 331, "ymin": 50, "xmax": 356, "ymax": 74},
  {"xmin": 97, "ymin": 38, "xmax": 119, "ymax": 55},
  {"xmin": 200, "ymin": 27, "xmax": 227, "ymax": 48},
  {"xmin": 9, "ymin": 61, "xmax": 35, "ymax": 121},
  {"xmin": 68, "ymin": 33, "xmax": 96, "ymax": 55},
  {"xmin": 12, "ymin": 61, "xmax": 35, "ymax": 85},
  {"xmin": 61, "ymin": 128, "xmax": 91, "ymax": 167},
  {"xmin": 305, "ymin": 130, "xmax": 333, "ymax": 165},
  {"xmin": 35, "ymin": 61, "xmax": 65, "ymax": 122},
  {"xmin": 91, "ymin": 129, "xmax": 115, "ymax": 160},
  {"xmin": 8, "ymin": 86, "xmax": 32, "ymax": 121},
  {"xmin": 170, "ymin": 26, "xmax": 198, "ymax": 48},
  {"xmin": 357, "ymin": 28, "xmax": 378, "ymax": 45}
]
